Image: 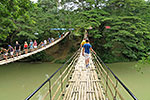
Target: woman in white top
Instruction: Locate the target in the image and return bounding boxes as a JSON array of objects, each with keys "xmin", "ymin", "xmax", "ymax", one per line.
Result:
[{"xmin": 44, "ymin": 40, "xmax": 47, "ymax": 46}]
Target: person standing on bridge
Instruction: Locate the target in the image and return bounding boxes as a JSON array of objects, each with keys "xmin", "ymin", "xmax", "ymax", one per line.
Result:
[
  {"xmin": 33, "ymin": 40, "xmax": 38, "ymax": 50},
  {"xmin": 80, "ymin": 38, "xmax": 86, "ymax": 48},
  {"xmin": 44, "ymin": 40, "xmax": 47, "ymax": 46},
  {"xmin": 82, "ymin": 39, "xmax": 96, "ymax": 68},
  {"xmin": 1, "ymin": 48, "xmax": 8, "ymax": 60},
  {"xmin": 39, "ymin": 41, "xmax": 44, "ymax": 48},
  {"xmin": 29, "ymin": 40, "xmax": 34, "ymax": 52},
  {"xmin": 24, "ymin": 41, "xmax": 28, "ymax": 54},
  {"xmin": 8, "ymin": 45, "xmax": 14, "ymax": 58},
  {"xmin": 48, "ymin": 38, "xmax": 51, "ymax": 43},
  {"xmin": 14, "ymin": 41, "xmax": 21, "ymax": 57},
  {"xmin": 51, "ymin": 38, "xmax": 54, "ymax": 42}
]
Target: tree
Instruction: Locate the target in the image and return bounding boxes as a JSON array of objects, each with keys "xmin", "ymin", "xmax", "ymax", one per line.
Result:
[{"xmin": 0, "ymin": 0, "xmax": 36, "ymax": 45}]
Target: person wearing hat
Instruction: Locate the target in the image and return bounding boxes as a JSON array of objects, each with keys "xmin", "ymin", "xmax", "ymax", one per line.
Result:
[
  {"xmin": 82, "ymin": 39, "xmax": 96, "ymax": 68},
  {"xmin": 8, "ymin": 45, "xmax": 14, "ymax": 58}
]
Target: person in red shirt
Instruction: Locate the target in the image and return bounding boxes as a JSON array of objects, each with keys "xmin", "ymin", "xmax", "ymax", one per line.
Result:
[
  {"xmin": 24, "ymin": 41, "xmax": 28, "ymax": 54},
  {"xmin": 61, "ymin": 34, "xmax": 63, "ymax": 37}
]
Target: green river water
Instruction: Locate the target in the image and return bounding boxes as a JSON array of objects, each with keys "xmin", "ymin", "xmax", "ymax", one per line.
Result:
[{"xmin": 0, "ymin": 62, "xmax": 149, "ymax": 100}]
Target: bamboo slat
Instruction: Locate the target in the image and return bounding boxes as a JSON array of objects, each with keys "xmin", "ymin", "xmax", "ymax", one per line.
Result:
[{"xmin": 62, "ymin": 52, "xmax": 106, "ymax": 100}]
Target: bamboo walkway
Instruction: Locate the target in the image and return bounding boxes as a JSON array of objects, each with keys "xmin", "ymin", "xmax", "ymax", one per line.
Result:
[
  {"xmin": 63, "ymin": 52, "xmax": 106, "ymax": 100},
  {"xmin": 0, "ymin": 32, "xmax": 69, "ymax": 65}
]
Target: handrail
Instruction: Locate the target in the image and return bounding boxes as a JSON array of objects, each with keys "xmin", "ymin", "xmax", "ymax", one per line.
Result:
[
  {"xmin": 93, "ymin": 52, "xmax": 138, "ymax": 100},
  {"xmin": 51, "ymin": 55, "xmax": 78, "ymax": 100},
  {"xmin": 41, "ymin": 52, "xmax": 79, "ymax": 100},
  {"xmin": 25, "ymin": 48, "xmax": 80, "ymax": 100},
  {"xmin": 92, "ymin": 54, "xmax": 124, "ymax": 99}
]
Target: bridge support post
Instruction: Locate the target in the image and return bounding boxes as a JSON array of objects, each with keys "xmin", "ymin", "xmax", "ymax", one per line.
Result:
[
  {"xmin": 49, "ymin": 80, "xmax": 52, "ymax": 100},
  {"xmin": 60, "ymin": 69, "xmax": 63, "ymax": 100},
  {"xmin": 105, "ymin": 71, "xmax": 109, "ymax": 97},
  {"xmin": 113, "ymin": 79, "xmax": 118, "ymax": 100}
]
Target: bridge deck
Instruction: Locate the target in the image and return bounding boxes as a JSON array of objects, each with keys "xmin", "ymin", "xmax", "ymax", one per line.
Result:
[
  {"xmin": 63, "ymin": 52, "xmax": 106, "ymax": 100},
  {"xmin": 0, "ymin": 32, "xmax": 69, "ymax": 65}
]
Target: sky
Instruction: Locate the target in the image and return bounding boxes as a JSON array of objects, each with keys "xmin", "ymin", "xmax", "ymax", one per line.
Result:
[
  {"xmin": 30, "ymin": 0, "xmax": 62, "ymax": 3},
  {"xmin": 30, "ymin": 0, "xmax": 148, "ymax": 3},
  {"xmin": 30, "ymin": 0, "xmax": 38, "ymax": 3}
]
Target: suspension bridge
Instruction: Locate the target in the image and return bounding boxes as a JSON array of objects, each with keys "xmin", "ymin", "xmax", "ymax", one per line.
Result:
[
  {"xmin": 25, "ymin": 48, "xmax": 138, "ymax": 100},
  {"xmin": 0, "ymin": 32, "xmax": 138, "ymax": 100},
  {"xmin": 0, "ymin": 32, "xmax": 69, "ymax": 65}
]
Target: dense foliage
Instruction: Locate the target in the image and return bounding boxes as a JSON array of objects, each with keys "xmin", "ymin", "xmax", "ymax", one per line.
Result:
[
  {"xmin": 0, "ymin": 0, "xmax": 36, "ymax": 45},
  {"xmin": 1, "ymin": 0, "xmax": 150, "ymax": 62}
]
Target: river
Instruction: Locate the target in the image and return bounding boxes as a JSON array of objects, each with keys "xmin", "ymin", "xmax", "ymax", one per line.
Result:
[
  {"xmin": 108, "ymin": 62, "xmax": 150, "ymax": 100},
  {"xmin": 0, "ymin": 62, "xmax": 149, "ymax": 100}
]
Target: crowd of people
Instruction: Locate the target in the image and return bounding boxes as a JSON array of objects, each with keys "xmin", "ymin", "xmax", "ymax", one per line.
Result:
[{"xmin": 0, "ymin": 36, "xmax": 59, "ymax": 61}]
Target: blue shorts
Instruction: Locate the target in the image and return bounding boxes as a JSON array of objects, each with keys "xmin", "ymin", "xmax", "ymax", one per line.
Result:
[
  {"xmin": 16, "ymin": 50, "xmax": 20, "ymax": 53},
  {"xmin": 30, "ymin": 46, "xmax": 33, "ymax": 49}
]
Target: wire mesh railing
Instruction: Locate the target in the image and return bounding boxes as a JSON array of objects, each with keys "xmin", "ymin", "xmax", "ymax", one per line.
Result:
[{"xmin": 25, "ymin": 49, "xmax": 80, "ymax": 100}]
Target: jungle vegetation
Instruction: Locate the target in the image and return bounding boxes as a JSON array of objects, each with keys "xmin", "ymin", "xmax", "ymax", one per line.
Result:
[{"xmin": 1, "ymin": 0, "xmax": 150, "ymax": 63}]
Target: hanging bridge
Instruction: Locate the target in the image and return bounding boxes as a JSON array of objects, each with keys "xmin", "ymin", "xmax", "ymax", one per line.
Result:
[
  {"xmin": 0, "ymin": 32, "xmax": 138, "ymax": 100},
  {"xmin": 0, "ymin": 32, "xmax": 69, "ymax": 65}
]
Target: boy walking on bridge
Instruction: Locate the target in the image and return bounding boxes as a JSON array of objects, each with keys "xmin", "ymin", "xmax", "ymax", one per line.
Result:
[{"xmin": 82, "ymin": 39, "xmax": 96, "ymax": 68}]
